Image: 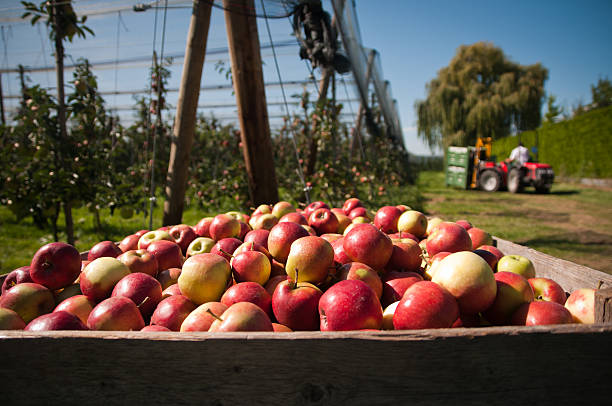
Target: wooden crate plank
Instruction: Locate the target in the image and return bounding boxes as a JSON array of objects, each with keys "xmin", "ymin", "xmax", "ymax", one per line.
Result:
[
  {"xmin": 1, "ymin": 326, "xmax": 611, "ymax": 405},
  {"xmin": 595, "ymin": 288, "xmax": 612, "ymax": 324},
  {"xmin": 494, "ymin": 237, "xmax": 612, "ymax": 292}
]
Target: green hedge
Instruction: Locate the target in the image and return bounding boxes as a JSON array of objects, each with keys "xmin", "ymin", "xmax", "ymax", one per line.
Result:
[{"xmin": 492, "ymin": 106, "xmax": 612, "ymax": 178}]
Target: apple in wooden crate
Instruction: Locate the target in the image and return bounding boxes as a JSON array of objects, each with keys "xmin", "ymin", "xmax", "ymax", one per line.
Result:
[
  {"xmin": 1, "ymin": 266, "xmax": 33, "ymax": 295},
  {"xmin": 397, "ymin": 210, "xmax": 428, "ymax": 239},
  {"xmin": 243, "ymin": 229, "xmax": 270, "ymax": 249},
  {"xmin": 178, "ymin": 253, "xmax": 231, "ymax": 305},
  {"xmin": 308, "ymin": 208, "xmax": 340, "ymax": 235},
  {"xmin": 528, "ymin": 277, "xmax": 567, "ymax": 305},
  {"xmin": 565, "ymin": 288, "xmax": 595, "ymax": 324},
  {"xmin": 336, "ymin": 262, "xmax": 382, "ymax": 300},
  {"xmin": 118, "ymin": 234, "xmax": 140, "ymax": 252},
  {"xmin": 169, "ymin": 224, "xmax": 197, "ymax": 255},
  {"xmin": 30, "ymin": 242, "xmax": 81, "ymax": 290},
  {"xmin": 285, "ymin": 236, "xmax": 334, "ymax": 284},
  {"xmin": 209, "ymin": 213, "xmax": 241, "ymax": 241},
  {"xmin": 117, "ymin": 249, "xmax": 158, "ymax": 277},
  {"xmin": 208, "ymin": 302, "xmax": 273, "ymax": 332},
  {"xmin": 467, "ymin": 227, "xmax": 493, "ymax": 250},
  {"xmin": 482, "ymin": 272, "xmax": 534, "ymax": 325},
  {"xmin": 54, "ymin": 294, "xmax": 96, "ymax": 325},
  {"xmin": 112, "ymin": 273, "xmax": 163, "ymax": 320},
  {"xmin": 511, "ymin": 301, "xmax": 573, "ymax": 326},
  {"xmin": 497, "ymin": 255, "xmax": 536, "ymax": 279},
  {"xmin": 25, "ymin": 310, "xmax": 88, "ymax": 331},
  {"xmin": 319, "ymin": 279, "xmax": 383, "ymax": 331},
  {"xmin": 146, "ymin": 240, "xmax": 184, "ymax": 273},
  {"xmin": 0, "ymin": 307, "xmax": 26, "ymax": 330},
  {"xmin": 393, "ymin": 281, "xmax": 459, "ymax": 330},
  {"xmin": 80, "ymin": 257, "xmax": 131, "ymax": 302},
  {"xmin": 185, "ymin": 237, "xmax": 216, "ymax": 258},
  {"xmin": 272, "ymin": 276, "xmax": 323, "ymax": 331},
  {"xmin": 221, "ymin": 282, "xmax": 272, "ymax": 318},
  {"xmin": 87, "ymin": 241, "xmax": 122, "ymax": 261},
  {"xmin": 343, "ymin": 223, "xmax": 393, "ymax": 271},
  {"xmin": 373, "ymin": 205, "xmax": 403, "ymax": 234},
  {"xmin": 194, "ymin": 217, "xmax": 214, "ymax": 238},
  {"xmin": 267, "ymin": 222, "xmax": 310, "ymax": 263},
  {"xmin": 150, "ymin": 295, "xmax": 197, "ymax": 331},
  {"xmin": 180, "ymin": 302, "xmax": 228, "ymax": 332},
  {"xmin": 432, "ymin": 251, "xmax": 496, "ymax": 315},
  {"xmin": 230, "ymin": 250, "xmax": 271, "ymax": 285},
  {"xmin": 137, "ymin": 230, "xmax": 174, "ymax": 250},
  {"xmin": 425, "ymin": 222, "xmax": 472, "ymax": 257},
  {"xmin": 87, "ymin": 296, "xmax": 145, "ymax": 331}
]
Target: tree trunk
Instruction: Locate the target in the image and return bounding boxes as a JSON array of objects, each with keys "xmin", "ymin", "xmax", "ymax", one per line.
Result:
[
  {"xmin": 223, "ymin": 0, "xmax": 279, "ymax": 206},
  {"xmin": 305, "ymin": 67, "xmax": 332, "ymax": 179},
  {"xmin": 163, "ymin": 0, "xmax": 213, "ymax": 226},
  {"xmin": 53, "ymin": 1, "xmax": 74, "ymax": 245}
]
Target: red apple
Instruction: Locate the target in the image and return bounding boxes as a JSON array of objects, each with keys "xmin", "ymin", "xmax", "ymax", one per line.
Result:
[
  {"xmin": 111, "ymin": 272, "xmax": 163, "ymax": 320},
  {"xmin": 208, "ymin": 302, "xmax": 273, "ymax": 332},
  {"xmin": 150, "ymin": 295, "xmax": 197, "ymax": 331},
  {"xmin": 87, "ymin": 296, "xmax": 145, "ymax": 331},
  {"xmin": 342, "ymin": 198, "xmax": 364, "ymax": 215},
  {"xmin": 319, "ymin": 279, "xmax": 383, "ymax": 331},
  {"xmin": 347, "ymin": 206, "xmax": 369, "ymax": 220},
  {"xmin": 146, "ymin": 240, "xmax": 184, "ymax": 272},
  {"xmin": 431, "ymin": 251, "xmax": 497, "ymax": 315},
  {"xmin": 169, "ymin": 224, "xmax": 197, "ymax": 255},
  {"xmin": 264, "ymin": 274, "xmax": 287, "ymax": 296},
  {"xmin": 194, "ymin": 217, "xmax": 214, "ymax": 238},
  {"xmin": 272, "ymin": 277, "xmax": 323, "ymax": 331},
  {"xmin": 337, "ymin": 262, "xmax": 382, "ymax": 299},
  {"xmin": 209, "ymin": 214, "xmax": 241, "ymax": 241},
  {"xmin": 178, "ymin": 253, "xmax": 232, "ymax": 305},
  {"xmin": 468, "ymin": 227, "xmax": 493, "ymax": 250},
  {"xmin": 285, "ymin": 236, "xmax": 334, "ymax": 284},
  {"xmin": 80, "ymin": 257, "xmax": 131, "ymax": 303},
  {"xmin": 381, "ymin": 271, "xmax": 423, "ymax": 308},
  {"xmin": 271, "ymin": 201, "xmax": 296, "ymax": 219},
  {"xmin": 267, "ymin": 222, "xmax": 310, "ymax": 263},
  {"xmin": 374, "ymin": 206, "xmax": 403, "ymax": 234},
  {"xmin": 396, "ymin": 210, "xmax": 428, "ymax": 239},
  {"xmin": 425, "ymin": 222, "xmax": 472, "ymax": 257},
  {"xmin": 180, "ymin": 301, "xmax": 228, "ymax": 332},
  {"xmin": 87, "ymin": 241, "xmax": 122, "ymax": 261},
  {"xmin": 393, "ymin": 281, "xmax": 459, "ymax": 330},
  {"xmin": 118, "ymin": 234, "xmax": 141, "ymax": 253},
  {"xmin": 455, "ymin": 220, "xmax": 472, "ymax": 230},
  {"xmin": 473, "ymin": 249, "xmax": 499, "ymax": 272},
  {"xmin": 479, "ymin": 245, "xmax": 505, "ymax": 262},
  {"xmin": 141, "ymin": 325, "xmax": 171, "ymax": 332},
  {"xmin": 157, "ymin": 267, "xmax": 182, "ymax": 290},
  {"xmin": 231, "ymin": 250, "xmax": 271, "ymax": 285},
  {"xmin": 386, "ymin": 238, "xmax": 422, "ymax": 272},
  {"xmin": 243, "ymin": 229, "xmax": 270, "ymax": 249},
  {"xmin": 483, "ymin": 271, "xmax": 534, "ymax": 325},
  {"xmin": 308, "ymin": 208, "xmax": 340, "ymax": 235},
  {"xmin": 221, "ymin": 282, "xmax": 272, "ymax": 318},
  {"xmin": 0, "ymin": 282, "xmax": 55, "ymax": 324},
  {"xmin": 117, "ymin": 249, "xmax": 159, "ymax": 277},
  {"xmin": 343, "ymin": 223, "xmax": 393, "ymax": 271},
  {"xmin": 161, "ymin": 283, "xmax": 182, "ymax": 299},
  {"xmin": 528, "ymin": 278, "xmax": 567, "ymax": 305},
  {"xmin": 331, "ymin": 237, "xmax": 351, "ymax": 266},
  {"xmin": 54, "ymin": 294, "xmax": 96, "ymax": 325},
  {"xmin": 511, "ymin": 301, "xmax": 573, "ymax": 326},
  {"xmin": 30, "ymin": 242, "xmax": 81, "ymax": 290},
  {"xmin": 26, "ymin": 310, "xmax": 88, "ymax": 331},
  {"xmin": 0, "ymin": 307, "xmax": 26, "ymax": 330},
  {"xmin": 565, "ymin": 288, "xmax": 595, "ymax": 324},
  {"xmin": 303, "ymin": 201, "xmax": 330, "ymax": 219},
  {"xmin": 279, "ymin": 212, "xmax": 308, "ymax": 225},
  {"xmin": 137, "ymin": 230, "xmax": 174, "ymax": 250},
  {"xmin": 2, "ymin": 266, "xmax": 33, "ymax": 295},
  {"xmin": 210, "ymin": 237, "xmax": 242, "ymax": 262}
]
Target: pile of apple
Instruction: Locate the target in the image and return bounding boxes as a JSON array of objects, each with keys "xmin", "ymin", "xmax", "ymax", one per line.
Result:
[{"xmin": 0, "ymin": 198, "xmax": 598, "ymax": 332}]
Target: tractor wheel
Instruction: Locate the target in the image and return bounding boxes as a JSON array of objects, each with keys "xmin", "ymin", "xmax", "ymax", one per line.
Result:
[
  {"xmin": 478, "ymin": 170, "xmax": 502, "ymax": 192},
  {"xmin": 508, "ymin": 168, "xmax": 523, "ymax": 193}
]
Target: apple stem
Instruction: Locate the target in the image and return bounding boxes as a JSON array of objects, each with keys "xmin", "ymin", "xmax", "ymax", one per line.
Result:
[
  {"xmin": 219, "ymin": 248, "xmax": 234, "ymax": 258},
  {"xmin": 251, "ymin": 242, "xmax": 255, "ymax": 251},
  {"xmin": 597, "ymin": 280, "xmax": 604, "ymax": 290},
  {"xmin": 292, "ymin": 268, "xmax": 299, "ymax": 289},
  {"xmin": 137, "ymin": 296, "xmax": 150, "ymax": 308},
  {"xmin": 206, "ymin": 308, "xmax": 223, "ymax": 322}
]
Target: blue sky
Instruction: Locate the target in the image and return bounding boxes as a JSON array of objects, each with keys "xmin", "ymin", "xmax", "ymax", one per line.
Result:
[{"xmin": 0, "ymin": 0, "xmax": 610, "ymax": 156}]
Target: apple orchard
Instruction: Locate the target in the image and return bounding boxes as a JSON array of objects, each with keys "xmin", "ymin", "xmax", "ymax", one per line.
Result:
[{"xmin": 0, "ymin": 198, "xmax": 598, "ymax": 332}]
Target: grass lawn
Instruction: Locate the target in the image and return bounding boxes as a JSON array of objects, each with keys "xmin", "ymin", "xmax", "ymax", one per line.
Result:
[{"xmin": 1, "ymin": 170, "xmax": 611, "ymax": 275}]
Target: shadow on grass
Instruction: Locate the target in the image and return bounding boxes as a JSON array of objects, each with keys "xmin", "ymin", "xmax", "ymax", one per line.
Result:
[{"xmin": 519, "ymin": 230, "xmax": 612, "ymax": 256}]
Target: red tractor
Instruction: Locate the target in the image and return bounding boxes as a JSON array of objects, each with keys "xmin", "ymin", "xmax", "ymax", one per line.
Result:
[{"xmin": 446, "ymin": 137, "xmax": 555, "ymax": 193}]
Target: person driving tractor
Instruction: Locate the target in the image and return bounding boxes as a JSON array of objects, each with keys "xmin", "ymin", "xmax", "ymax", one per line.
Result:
[{"xmin": 506, "ymin": 142, "xmax": 530, "ymax": 166}]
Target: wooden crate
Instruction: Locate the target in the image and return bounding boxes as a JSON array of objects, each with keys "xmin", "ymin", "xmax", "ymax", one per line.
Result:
[{"xmin": 1, "ymin": 238, "xmax": 612, "ymax": 405}]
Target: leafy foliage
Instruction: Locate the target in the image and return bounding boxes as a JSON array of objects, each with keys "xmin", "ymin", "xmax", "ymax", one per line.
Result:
[
  {"xmin": 492, "ymin": 105, "xmax": 612, "ymax": 178},
  {"xmin": 415, "ymin": 42, "xmax": 548, "ymax": 149},
  {"xmin": 21, "ymin": 0, "xmax": 93, "ymax": 42}
]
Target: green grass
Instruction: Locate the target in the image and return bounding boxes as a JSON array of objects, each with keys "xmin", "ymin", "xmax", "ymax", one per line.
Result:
[{"xmin": 2, "ymin": 171, "xmax": 611, "ymax": 275}]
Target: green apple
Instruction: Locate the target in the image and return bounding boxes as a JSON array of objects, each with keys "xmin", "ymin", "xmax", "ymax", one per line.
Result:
[
  {"xmin": 186, "ymin": 237, "xmax": 216, "ymax": 258},
  {"xmin": 397, "ymin": 210, "xmax": 428, "ymax": 239},
  {"xmin": 497, "ymin": 255, "xmax": 536, "ymax": 279},
  {"xmin": 178, "ymin": 253, "xmax": 231, "ymax": 305}
]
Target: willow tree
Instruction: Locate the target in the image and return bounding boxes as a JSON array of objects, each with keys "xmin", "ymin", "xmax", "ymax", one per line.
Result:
[{"xmin": 415, "ymin": 42, "xmax": 548, "ymax": 150}]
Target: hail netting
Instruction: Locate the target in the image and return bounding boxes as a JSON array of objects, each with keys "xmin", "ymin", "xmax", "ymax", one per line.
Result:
[{"xmin": 204, "ymin": 0, "xmax": 301, "ymax": 18}]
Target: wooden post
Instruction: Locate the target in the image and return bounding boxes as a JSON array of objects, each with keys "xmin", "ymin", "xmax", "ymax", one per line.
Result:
[
  {"xmin": 162, "ymin": 0, "xmax": 213, "ymax": 226},
  {"xmin": 595, "ymin": 288, "xmax": 612, "ymax": 324},
  {"xmin": 0, "ymin": 72, "xmax": 5, "ymax": 125},
  {"xmin": 351, "ymin": 49, "xmax": 376, "ymax": 159},
  {"xmin": 223, "ymin": 0, "xmax": 279, "ymax": 206}
]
